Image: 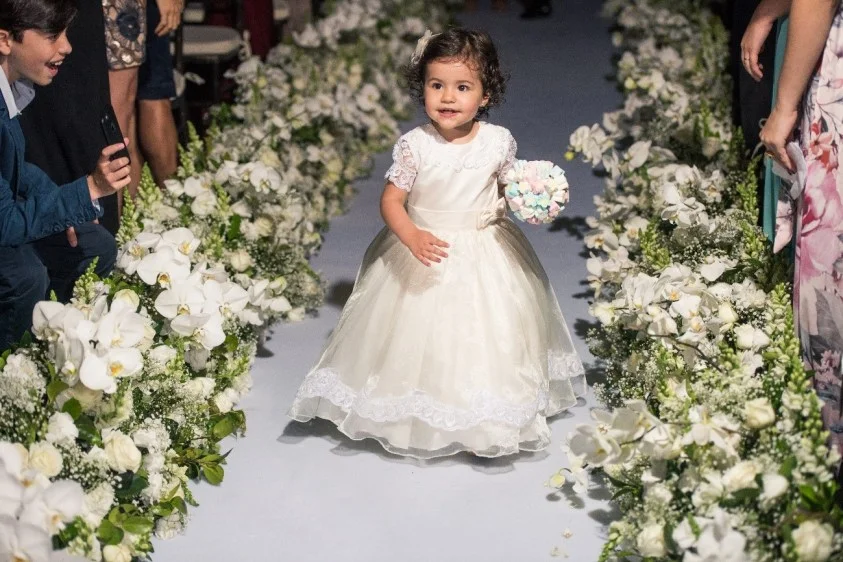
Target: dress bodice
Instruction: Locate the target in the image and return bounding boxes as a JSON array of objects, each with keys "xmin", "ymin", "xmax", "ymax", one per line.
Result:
[{"xmin": 385, "ymin": 122, "xmax": 517, "ymax": 213}]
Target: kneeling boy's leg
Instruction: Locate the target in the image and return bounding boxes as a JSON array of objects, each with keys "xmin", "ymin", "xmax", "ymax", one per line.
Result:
[
  {"xmin": 0, "ymin": 245, "xmax": 50, "ymax": 351},
  {"xmin": 33, "ymin": 223, "xmax": 117, "ymax": 301}
]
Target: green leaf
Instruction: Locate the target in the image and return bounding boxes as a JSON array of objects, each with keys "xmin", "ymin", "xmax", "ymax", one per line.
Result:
[
  {"xmin": 212, "ymin": 416, "xmax": 237, "ymax": 441},
  {"xmin": 171, "ymin": 496, "xmax": 188, "ymax": 514},
  {"xmin": 61, "ymin": 398, "xmax": 82, "ymax": 420},
  {"xmin": 780, "ymin": 456, "xmax": 797, "ymax": 479},
  {"xmin": 121, "ymin": 515, "xmax": 154, "ymax": 535},
  {"xmin": 114, "ymin": 473, "xmax": 149, "ymax": 500},
  {"xmin": 47, "ymin": 380, "xmax": 69, "ymax": 403},
  {"xmin": 75, "ymin": 415, "xmax": 101, "ymax": 446},
  {"xmin": 97, "ymin": 520, "xmax": 124, "ymax": 545},
  {"xmin": 224, "ymin": 335, "xmax": 238, "ymax": 354},
  {"xmin": 202, "ymin": 464, "xmax": 224, "ymax": 485},
  {"xmin": 226, "ymin": 215, "xmax": 242, "ymax": 240},
  {"xmin": 799, "ymin": 485, "xmax": 822, "ymax": 508}
]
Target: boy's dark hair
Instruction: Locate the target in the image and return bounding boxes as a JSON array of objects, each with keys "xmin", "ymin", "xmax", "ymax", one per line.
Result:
[
  {"xmin": 404, "ymin": 28, "xmax": 507, "ymax": 119},
  {"xmin": 0, "ymin": 0, "xmax": 77, "ymax": 42}
]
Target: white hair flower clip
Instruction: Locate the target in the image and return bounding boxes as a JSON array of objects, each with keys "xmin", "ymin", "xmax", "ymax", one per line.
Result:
[{"xmin": 411, "ymin": 30, "xmax": 439, "ymax": 65}]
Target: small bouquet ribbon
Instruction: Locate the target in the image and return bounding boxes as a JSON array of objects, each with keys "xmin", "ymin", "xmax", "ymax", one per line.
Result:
[{"xmin": 503, "ymin": 160, "xmax": 570, "ymax": 224}]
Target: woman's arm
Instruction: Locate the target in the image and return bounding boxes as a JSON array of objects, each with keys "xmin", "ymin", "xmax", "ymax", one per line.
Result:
[
  {"xmin": 380, "ymin": 183, "xmax": 449, "ymax": 267},
  {"xmin": 741, "ymin": 0, "xmax": 792, "ymax": 80},
  {"xmin": 761, "ymin": 0, "xmax": 839, "ymax": 170}
]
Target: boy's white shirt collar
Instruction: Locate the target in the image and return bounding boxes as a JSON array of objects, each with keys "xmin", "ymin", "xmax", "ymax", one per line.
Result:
[{"xmin": 0, "ymin": 66, "xmax": 35, "ymax": 118}]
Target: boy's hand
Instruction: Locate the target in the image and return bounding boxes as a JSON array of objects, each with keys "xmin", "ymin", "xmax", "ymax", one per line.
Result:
[
  {"xmin": 404, "ymin": 228, "xmax": 449, "ymax": 267},
  {"xmin": 66, "ymin": 226, "xmax": 77, "ymax": 248},
  {"xmin": 88, "ymin": 140, "xmax": 132, "ymax": 200}
]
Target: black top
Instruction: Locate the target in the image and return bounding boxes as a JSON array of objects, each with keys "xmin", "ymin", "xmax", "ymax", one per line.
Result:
[{"xmin": 20, "ymin": 0, "xmax": 119, "ymax": 234}]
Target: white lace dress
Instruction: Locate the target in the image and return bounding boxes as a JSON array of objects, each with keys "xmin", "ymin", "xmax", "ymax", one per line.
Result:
[{"xmin": 288, "ymin": 122, "xmax": 586, "ymax": 458}]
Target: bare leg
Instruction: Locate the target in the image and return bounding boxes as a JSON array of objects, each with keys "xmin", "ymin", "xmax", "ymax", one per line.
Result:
[
  {"xmin": 108, "ymin": 67, "xmax": 142, "ymax": 213},
  {"xmin": 138, "ymin": 99, "xmax": 179, "ymax": 186}
]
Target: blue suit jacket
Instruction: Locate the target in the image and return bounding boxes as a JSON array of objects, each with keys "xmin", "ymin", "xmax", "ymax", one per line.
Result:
[{"xmin": 0, "ymin": 93, "xmax": 98, "ymax": 247}]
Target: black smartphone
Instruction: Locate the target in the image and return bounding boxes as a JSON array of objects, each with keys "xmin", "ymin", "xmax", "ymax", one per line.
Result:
[{"xmin": 100, "ymin": 104, "xmax": 131, "ymax": 163}]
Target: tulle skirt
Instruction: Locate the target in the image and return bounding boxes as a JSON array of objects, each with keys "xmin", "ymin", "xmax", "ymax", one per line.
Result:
[{"xmin": 288, "ymin": 204, "xmax": 586, "ymax": 459}]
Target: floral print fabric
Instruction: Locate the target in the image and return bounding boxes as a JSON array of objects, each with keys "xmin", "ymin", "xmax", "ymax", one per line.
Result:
[{"xmin": 796, "ymin": 3, "xmax": 843, "ymax": 454}]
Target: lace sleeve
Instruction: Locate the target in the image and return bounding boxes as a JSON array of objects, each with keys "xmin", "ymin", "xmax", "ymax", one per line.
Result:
[
  {"xmin": 498, "ymin": 130, "xmax": 518, "ymax": 180},
  {"xmin": 385, "ymin": 137, "xmax": 417, "ymax": 192}
]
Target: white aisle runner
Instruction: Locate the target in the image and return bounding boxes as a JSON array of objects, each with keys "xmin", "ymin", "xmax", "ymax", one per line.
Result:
[{"xmin": 154, "ymin": 2, "xmax": 621, "ymax": 560}]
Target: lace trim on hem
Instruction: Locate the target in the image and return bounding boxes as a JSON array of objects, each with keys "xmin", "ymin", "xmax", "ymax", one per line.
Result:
[
  {"xmin": 291, "ymin": 352, "xmax": 585, "ymax": 432},
  {"xmin": 288, "ymin": 413, "xmax": 550, "ymax": 460}
]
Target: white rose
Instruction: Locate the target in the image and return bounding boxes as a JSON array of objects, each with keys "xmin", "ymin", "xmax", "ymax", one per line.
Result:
[
  {"xmin": 229, "ymin": 249, "xmax": 253, "ymax": 273},
  {"xmin": 254, "ymin": 217, "xmax": 274, "ymax": 237},
  {"xmin": 287, "ymin": 307, "xmax": 306, "ymax": 322},
  {"xmin": 212, "ymin": 391, "xmax": 234, "ymax": 414},
  {"xmin": 103, "ymin": 544, "xmax": 133, "ymax": 562},
  {"xmin": 744, "ymin": 397, "xmax": 775, "ymax": 429},
  {"xmin": 190, "ymin": 191, "xmax": 218, "ymax": 217},
  {"xmin": 45, "ymin": 412, "xmax": 79, "ymax": 446},
  {"xmin": 760, "ymin": 473, "xmax": 789, "ymax": 502},
  {"xmin": 163, "ymin": 179, "xmax": 184, "ymax": 196},
  {"xmin": 734, "ymin": 324, "xmax": 771, "ymax": 350},
  {"xmin": 112, "ymin": 289, "xmax": 140, "ymax": 311},
  {"xmin": 792, "ymin": 520, "xmax": 834, "ymax": 562},
  {"xmin": 149, "ymin": 345, "xmax": 177, "ymax": 366},
  {"xmin": 182, "ymin": 377, "xmax": 216, "ymax": 400},
  {"xmin": 28, "ymin": 442, "xmax": 63, "ymax": 477},
  {"xmin": 717, "ymin": 303, "xmax": 738, "ymax": 325},
  {"xmin": 645, "ymin": 483, "xmax": 673, "ymax": 505},
  {"xmin": 636, "ymin": 523, "xmax": 666, "ymax": 557},
  {"xmin": 722, "ymin": 460, "xmax": 759, "ymax": 492},
  {"xmin": 230, "ymin": 200, "xmax": 252, "ymax": 218},
  {"xmin": 103, "ymin": 430, "xmax": 142, "ymax": 473}
]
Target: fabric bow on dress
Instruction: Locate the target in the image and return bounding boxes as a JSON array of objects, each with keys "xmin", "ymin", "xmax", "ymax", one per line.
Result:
[{"xmin": 476, "ymin": 197, "xmax": 508, "ymax": 230}]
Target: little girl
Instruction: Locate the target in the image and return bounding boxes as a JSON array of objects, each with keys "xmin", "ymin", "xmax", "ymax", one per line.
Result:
[{"xmin": 289, "ymin": 28, "xmax": 585, "ymax": 459}]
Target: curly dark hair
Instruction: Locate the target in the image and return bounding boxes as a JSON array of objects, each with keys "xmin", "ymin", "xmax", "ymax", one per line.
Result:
[{"xmin": 404, "ymin": 28, "xmax": 507, "ymax": 119}]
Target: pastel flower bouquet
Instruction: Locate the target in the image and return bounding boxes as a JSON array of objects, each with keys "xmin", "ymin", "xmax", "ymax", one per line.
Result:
[{"xmin": 503, "ymin": 160, "xmax": 570, "ymax": 224}]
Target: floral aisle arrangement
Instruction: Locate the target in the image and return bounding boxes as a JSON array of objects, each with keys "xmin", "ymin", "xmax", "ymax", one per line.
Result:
[
  {"xmin": 551, "ymin": 0, "xmax": 843, "ymax": 560},
  {"xmin": 0, "ymin": 1, "xmax": 457, "ymax": 560}
]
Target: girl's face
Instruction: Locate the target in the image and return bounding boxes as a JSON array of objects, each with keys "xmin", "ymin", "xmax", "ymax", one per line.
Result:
[{"xmin": 424, "ymin": 57, "xmax": 489, "ymax": 141}]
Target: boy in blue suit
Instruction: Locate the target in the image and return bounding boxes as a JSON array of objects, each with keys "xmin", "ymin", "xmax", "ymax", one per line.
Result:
[{"xmin": 0, "ymin": 0, "xmax": 132, "ymax": 350}]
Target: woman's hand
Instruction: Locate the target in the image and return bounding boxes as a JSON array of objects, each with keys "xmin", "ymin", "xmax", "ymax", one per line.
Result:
[
  {"xmin": 760, "ymin": 105, "xmax": 799, "ymax": 171},
  {"xmin": 155, "ymin": 0, "xmax": 183, "ymax": 36},
  {"xmin": 741, "ymin": 15, "xmax": 775, "ymax": 81},
  {"xmin": 404, "ymin": 228, "xmax": 449, "ymax": 267}
]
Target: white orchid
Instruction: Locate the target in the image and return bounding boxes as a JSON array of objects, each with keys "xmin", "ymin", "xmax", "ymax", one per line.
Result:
[
  {"xmin": 136, "ymin": 246, "xmax": 191, "ymax": 288},
  {"xmin": 169, "ymin": 313, "xmax": 226, "ymax": 350}
]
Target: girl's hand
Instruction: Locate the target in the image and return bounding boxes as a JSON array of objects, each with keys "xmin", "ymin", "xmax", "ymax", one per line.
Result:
[
  {"xmin": 760, "ymin": 105, "xmax": 799, "ymax": 172},
  {"xmin": 741, "ymin": 15, "xmax": 774, "ymax": 81},
  {"xmin": 405, "ymin": 228, "xmax": 449, "ymax": 267}
]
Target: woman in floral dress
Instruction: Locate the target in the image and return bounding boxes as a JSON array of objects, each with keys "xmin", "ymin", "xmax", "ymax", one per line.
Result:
[{"xmin": 747, "ymin": 0, "xmax": 843, "ymax": 453}]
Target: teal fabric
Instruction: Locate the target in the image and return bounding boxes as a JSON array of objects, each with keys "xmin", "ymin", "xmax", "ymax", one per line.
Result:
[{"xmin": 762, "ymin": 17, "xmax": 789, "ymax": 240}]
